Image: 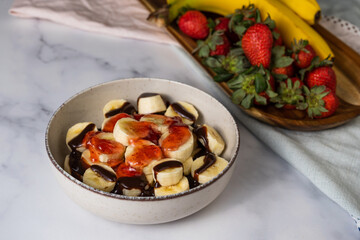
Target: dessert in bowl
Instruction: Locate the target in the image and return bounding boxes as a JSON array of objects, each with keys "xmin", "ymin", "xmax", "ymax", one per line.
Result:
[{"xmin": 45, "ymin": 78, "xmax": 240, "ymax": 224}]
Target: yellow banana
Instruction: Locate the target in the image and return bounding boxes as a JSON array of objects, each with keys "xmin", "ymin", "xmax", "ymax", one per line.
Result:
[
  {"xmin": 167, "ymin": 0, "xmax": 334, "ymax": 60},
  {"xmin": 277, "ymin": 0, "xmax": 321, "ymax": 25}
]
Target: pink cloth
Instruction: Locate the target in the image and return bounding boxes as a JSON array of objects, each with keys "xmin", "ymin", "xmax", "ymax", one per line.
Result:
[{"xmin": 9, "ymin": 0, "xmax": 178, "ymax": 45}]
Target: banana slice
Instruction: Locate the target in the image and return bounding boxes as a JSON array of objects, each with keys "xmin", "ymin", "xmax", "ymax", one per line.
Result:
[
  {"xmin": 124, "ymin": 139, "xmax": 163, "ymax": 170},
  {"xmin": 80, "ymin": 149, "xmax": 94, "ymax": 169},
  {"xmin": 94, "ymin": 132, "xmax": 125, "ymax": 164},
  {"xmin": 164, "ymin": 101, "xmax": 199, "ymax": 125},
  {"xmin": 182, "ymin": 156, "xmax": 193, "ymax": 176},
  {"xmin": 103, "ymin": 99, "xmax": 136, "ymax": 118},
  {"xmin": 101, "ymin": 113, "xmax": 131, "ymax": 132},
  {"xmin": 83, "ymin": 164, "xmax": 117, "ymax": 192},
  {"xmin": 142, "ymin": 159, "xmax": 165, "ymax": 185},
  {"xmin": 159, "ymin": 125, "xmax": 194, "ymax": 161},
  {"xmin": 113, "ymin": 118, "xmax": 159, "ymax": 146},
  {"xmin": 66, "ymin": 122, "xmax": 97, "ymax": 151},
  {"xmin": 137, "ymin": 93, "xmax": 167, "ymax": 114},
  {"xmin": 191, "ymin": 154, "xmax": 228, "ymax": 184},
  {"xmin": 140, "ymin": 114, "xmax": 172, "ymax": 134},
  {"xmin": 194, "ymin": 124, "xmax": 225, "ymax": 155},
  {"xmin": 152, "ymin": 159, "xmax": 183, "ymax": 187},
  {"xmin": 154, "ymin": 176, "xmax": 189, "ymax": 197}
]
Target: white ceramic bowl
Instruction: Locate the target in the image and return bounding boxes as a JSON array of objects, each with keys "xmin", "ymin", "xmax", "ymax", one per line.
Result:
[{"xmin": 46, "ymin": 78, "xmax": 240, "ymax": 224}]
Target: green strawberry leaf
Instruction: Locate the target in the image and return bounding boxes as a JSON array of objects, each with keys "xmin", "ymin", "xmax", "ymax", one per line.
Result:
[
  {"xmin": 234, "ymin": 25, "xmax": 247, "ymax": 36},
  {"xmin": 199, "ymin": 45, "xmax": 210, "ymax": 58},
  {"xmin": 263, "ymin": 15, "xmax": 276, "ymax": 29},
  {"xmin": 273, "ymin": 56, "xmax": 294, "ymax": 68},
  {"xmin": 207, "ymin": 18, "xmax": 216, "ymax": 30},
  {"xmin": 231, "ymin": 89, "xmax": 246, "ymax": 104},
  {"xmin": 272, "ymin": 45, "xmax": 285, "ymax": 58},
  {"xmin": 227, "ymin": 75, "xmax": 244, "ymax": 89},
  {"xmin": 212, "ymin": 67, "xmax": 229, "ymax": 74},
  {"xmin": 203, "ymin": 57, "xmax": 221, "ymax": 68},
  {"xmin": 241, "ymin": 94, "xmax": 254, "ymax": 108},
  {"xmin": 254, "ymin": 73, "xmax": 266, "ymax": 93},
  {"xmin": 214, "ymin": 73, "xmax": 234, "ymax": 82},
  {"xmin": 255, "ymin": 94, "xmax": 267, "ymax": 105},
  {"xmin": 255, "ymin": 9, "xmax": 261, "ymax": 23},
  {"xmin": 272, "ymin": 31, "xmax": 280, "ymax": 40},
  {"xmin": 273, "ymin": 73, "xmax": 288, "ymax": 81}
]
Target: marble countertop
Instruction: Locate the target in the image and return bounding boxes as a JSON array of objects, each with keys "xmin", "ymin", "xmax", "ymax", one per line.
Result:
[{"xmin": 0, "ymin": 0, "xmax": 358, "ymax": 239}]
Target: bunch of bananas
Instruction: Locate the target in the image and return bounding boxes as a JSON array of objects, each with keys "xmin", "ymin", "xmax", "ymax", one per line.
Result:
[{"xmin": 167, "ymin": 0, "xmax": 333, "ymax": 60}]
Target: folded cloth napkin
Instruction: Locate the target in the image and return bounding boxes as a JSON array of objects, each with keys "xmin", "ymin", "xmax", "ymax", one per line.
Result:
[
  {"xmin": 9, "ymin": 0, "xmax": 178, "ymax": 45},
  {"xmin": 9, "ymin": 0, "xmax": 360, "ymax": 230}
]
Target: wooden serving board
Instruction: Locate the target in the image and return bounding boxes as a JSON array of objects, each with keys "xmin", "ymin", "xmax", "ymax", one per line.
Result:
[{"xmin": 140, "ymin": 0, "xmax": 360, "ymax": 131}]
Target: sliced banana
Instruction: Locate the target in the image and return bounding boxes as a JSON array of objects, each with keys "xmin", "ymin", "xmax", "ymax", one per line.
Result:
[
  {"xmin": 140, "ymin": 114, "xmax": 171, "ymax": 134},
  {"xmin": 194, "ymin": 124, "xmax": 225, "ymax": 155},
  {"xmin": 123, "ymin": 188, "xmax": 142, "ymax": 197},
  {"xmin": 124, "ymin": 139, "xmax": 163, "ymax": 170},
  {"xmin": 80, "ymin": 149, "xmax": 94, "ymax": 169},
  {"xmin": 137, "ymin": 93, "xmax": 167, "ymax": 114},
  {"xmin": 164, "ymin": 101, "xmax": 199, "ymax": 125},
  {"xmin": 101, "ymin": 112, "xmax": 131, "ymax": 132},
  {"xmin": 191, "ymin": 154, "xmax": 228, "ymax": 184},
  {"xmin": 66, "ymin": 122, "xmax": 97, "ymax": 151},
  {"xmin": 113, "ymin": 117, "xmax": 138, "ymax": 146},
  {"xmin": 142, "ymin": 159, "xmax": 164, "ymax": 185},
  {"xmin": 154, "ymin": 176, "xmax": 189, "ymax": 197},
  {"xmin": 159, "ymin": 126, "xmax": 194, "ymax": 161},
  {"xmin": 103, "ymin": 99, "xmax": 135, "ymax": 118},
  {"xmin": 96, "ymin": 132, "xmax": 125, "ymax": 164},
  {"xmin": 182, "ymin": 156, "xmax": 193, "ymax": 176},
  {"xmin": 83, "ymin": 164, "xmax": 117, "ymax": 192},
  {"xmin": 152, "ymin": 159, "xmax": 183, "ymax": 187}
]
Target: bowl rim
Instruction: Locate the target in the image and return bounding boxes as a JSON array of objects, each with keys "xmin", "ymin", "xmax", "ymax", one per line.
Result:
[{"xmin": 45, "ymin": 78, "xmax": 240, "ymax": 201}]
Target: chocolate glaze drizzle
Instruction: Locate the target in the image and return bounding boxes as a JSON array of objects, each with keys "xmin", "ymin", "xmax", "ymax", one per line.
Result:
[
  {"xmin": 194, "ymin": 153, "xmax": 217, "ymax": 181},
  {"xmin": 68, "ymin": 150, "xmax": 84, "ymax": 181},
  {"xmin": 153, "ymin": 161, "xmax": 183, "ymax": 188},
  {"xmin": 90, "ymin": 165, "xmax": 117, "ymax": 182},
  {"xmin": 171, "ymin": 103, "xmax": 196, "ymax": 122},
  {"xmin": 68, "ymin": 123, "xmax": 96, "ymax": 150},
  {"xmin": 193, "ymin": 126, "xmax": 210, "ymax": 152},
  {"xmin": 112, "ymin": 175, "xmax": 153, "ymax": 196},
  {"xmin": 104, "ymin": 102, "xmax": 136, "ymax": 118}
]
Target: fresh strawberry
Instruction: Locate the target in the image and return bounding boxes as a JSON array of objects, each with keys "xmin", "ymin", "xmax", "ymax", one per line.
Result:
[
  {"xmin": 291, "ymin": 39, "xmax": 316, "ymax": 69},
  {"xmin": 178, "ymin": 10, "xmax": 209, "ymax": 39},
  {"xmin": 305, "ymin": 66, "xmax": 336, "ymax": 92},
  {"xmin": 273, "ymin": 28, "xmax": 283, "ymax": 46},
  {"xmin": 215, "ymin": 17, "xmax": 230, "ymax": 32},
  {"xmin": 242, "ymin": 23, "xmax": 273, "ymax": 68},
  {"xmin": 229, "ymin": 67, "xmax": 277, "ymax": 108},
  {"xmin": 272, "ymin": 77, "xmax": 306, "ymax": 110},
  {"xmin": 304, "ymin": 86, "xmax": 339, "ymax": 118},
  {"xmin": 255, "ymin": 75, "xmax": 275, "ymax": 105},
  {"xmin": 272, "ymin": 64, "xmax": 294, "ymax": 77},
  {"xmin": 210, "ymin": 35, "xmax": 230, "ymax": 56}
]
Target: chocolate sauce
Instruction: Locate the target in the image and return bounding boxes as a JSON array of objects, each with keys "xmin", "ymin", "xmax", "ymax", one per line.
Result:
[
  {"xmin": 193, "ymin": 144, "xmax": 208, "ymax": 160},
  {"xmin": 171, "ymin": 103, "xmax": 196, "ymax": 122},
  {"xmin": 193, "ymin": 126, "xmax": 210, "ymax": 151},
  {"xmin": 186, "ymin": 175, "xmax": 200, "ymax": 189},
  {"xmin": 153, "ymin": 161, "xmax": 183, "ymax": 187},
  {"xmin": 69, "ymin": 150, "xmax": 85, "ymax": 181},
  {"xmin": 68, "ymin": 123, "xmax": 96, "ymax": 150},
  {"xmin": 112, "ymin": 175, "xmax": 153, "ymax": 196},
  {"xmin": 90, "ymin": 165, "xmax": 117, "ymax": 182},
  {"xmin": 104, "ymin": 102, "xmax": 136, "ymax": 118},
  {"xmin": 194, "ymin": 153, "xmax": 217, "ymax": 181}
]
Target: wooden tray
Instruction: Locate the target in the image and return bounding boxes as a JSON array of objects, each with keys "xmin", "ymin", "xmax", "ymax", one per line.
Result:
[{"xmin": 140, "ymin": 0, "xmax": 360, "ymax": 131}]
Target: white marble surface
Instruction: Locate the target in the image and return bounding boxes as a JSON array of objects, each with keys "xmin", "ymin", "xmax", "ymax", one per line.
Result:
[{"xmin": 0, "ymin": 0, "xmax": 358, "ymax": 239}]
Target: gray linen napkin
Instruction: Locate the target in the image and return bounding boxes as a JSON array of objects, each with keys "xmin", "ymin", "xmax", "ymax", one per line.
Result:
[{"xmin": 9, "ymin": 0, "xmax": 360, "ymax": 230}]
